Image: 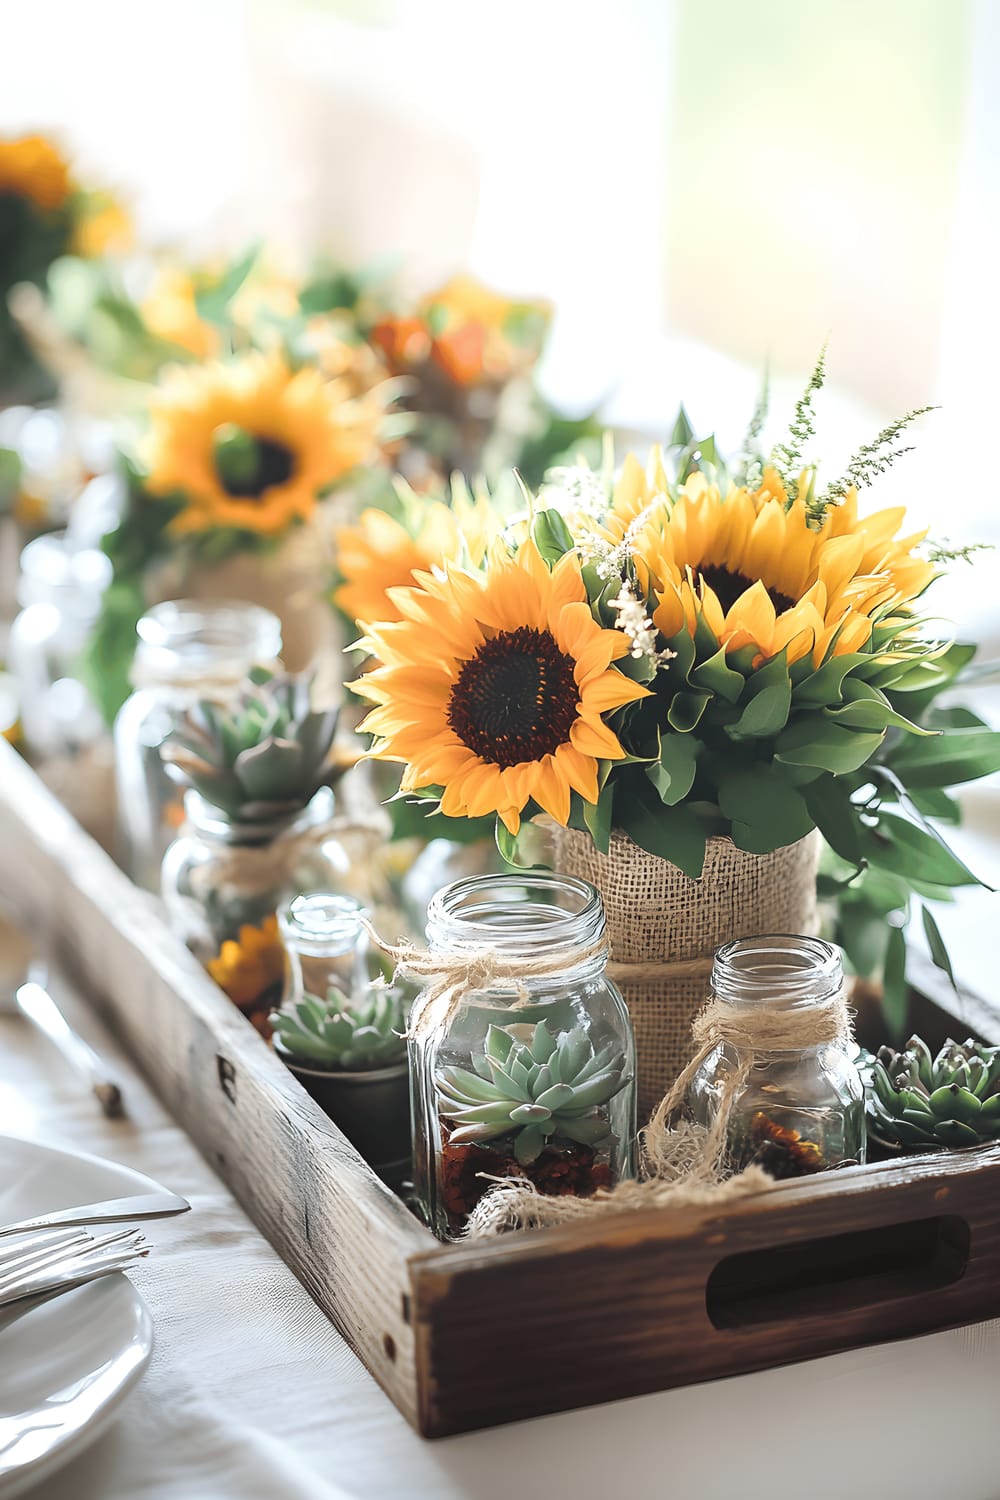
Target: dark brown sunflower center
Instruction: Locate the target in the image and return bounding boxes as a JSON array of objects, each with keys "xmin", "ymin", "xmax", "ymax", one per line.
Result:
[
  {"xmin": 213, "ymin": 424, "xmax": 295, "ymax": 499},
  {"xmin": 696, "ymin": 564, "xmax": 796, "ymax": 616},
  {"xmin": 447, "ymin": 627, "xmax": 578, "ymax": 769}
]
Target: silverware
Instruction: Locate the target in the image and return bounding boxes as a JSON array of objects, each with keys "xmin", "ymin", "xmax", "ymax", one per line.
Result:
[
  {"xmin": 15, "ymin": 970, "xmax": 124, "ymax": 1118},
  {"xmin": 0, "ymin": 1190, "xmax": 190, "ymax": 1238},
  {"xmin": 0, "ymin": 1226, "xmax": 149, "ymax": 1307},
  {"xmin": 0, "ymin": 895, "xmax": 125, "ymax": 1119}
]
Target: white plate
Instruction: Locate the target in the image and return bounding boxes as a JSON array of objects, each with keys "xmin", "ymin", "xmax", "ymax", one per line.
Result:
[{"xmin": 0, "ymin": 1136, "xmax": 155, "ymax": 1498}]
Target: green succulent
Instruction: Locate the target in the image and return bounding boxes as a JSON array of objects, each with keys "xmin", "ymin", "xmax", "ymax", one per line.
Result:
[
  {"xmin": 863, "ymin": 1035, "xmax": 1000, "ymax": 1150},
  {"xmin": 271, "ymin": 985, "xmax": 406, "ymax": 1070},
  {"xmin": 437, "ymin": 1020, "xmax": 630, "ymax": 1166},
  {"xmin": 163, "ymin": 667, "xmax": 339, "ymax": 824}
]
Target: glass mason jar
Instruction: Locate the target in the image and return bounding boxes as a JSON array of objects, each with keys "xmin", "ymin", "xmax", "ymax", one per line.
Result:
[
  {"xmin": 8, "ymin": 531, "xmax": 110, "ymax": 758},
  {"xmin": 411, "ymin": 872, "xmax": 636, "ymax": 1240},
  {"xmin": 689, "ymin": 935, "xmax": 866, "ymax": 1178},
  {"xmin": 114, "ymin": 599, "xmax": 282, "ymax": 890},
  {"xmin": 278, "ymin": 892, "xmax": 370, "ymax": 1009},
  {"xmin": 161, "ymin": 787, "xmax": 354, "ymax": 1034}
]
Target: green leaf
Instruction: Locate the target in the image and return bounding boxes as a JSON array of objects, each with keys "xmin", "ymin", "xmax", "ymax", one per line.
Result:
[
  {"xmin": 793, "ymin": 652, "xmax": 869, "ymax": 707},
  {"xmin": 582, "ymin": 786, "xmax": 613, "ymax": 854},
  {"xmin": 803, "ymin": 777, "xmax": 863, "ymax": 865},
  {"xmin": 920, "ymin": 904, "xmax": 958, "ymax": 992},
  {"xmin": 836, "ymin": 901, "xmax": 890, "ymax": 978},
  {"xmin": 864, "ymin": 814, "xmax": 983, "ymax": 889},
  {"xmin": 616, "ymin": 792, "xmax": 707, "ymax": 878},
  {"xmin": 882, "ymin": 922, "xmax": 908, "ymax": 1040},
  {"xmin": 669, "ymin": 405, "xmax": 695, "ymax": 449},
  {"xmin": 666, "ymin": 691, "xmax": 711, "ymax": 732},
  {"xmin": 646, "ymin": 732, "xmax": 698, "ymax": 807},
  {"xmin": 776, "ymin": 718, "xmax": 884, "ymax": 774},
  {"xmin": 726, "ymin": 683, "xmax": 791, "ymax": 741},
  {"xmin": 194, "ymin": 245, "xmax": 259, "ymax": 325},
  {"xmin": 530, "ymin": 507, "xmax": 575, "ymax": 565},
  {"xmin": 690, "ymin": 645, "xmax": 745, "ymax": 704},
  {"xmin": 716, "ymin": 764, "xmax": 814, "ymax": 853},
  {"xmin": 824, "ymin": 680, "xmax": 936, "ymax": 736},
  {"xmin": 888, "ymin": 728, "xmax": 1000, "ymax": 789}
]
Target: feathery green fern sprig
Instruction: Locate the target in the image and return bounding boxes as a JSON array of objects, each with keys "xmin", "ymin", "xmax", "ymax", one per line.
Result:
[
  {"xmin": 770, "ymin": 343, "xmax": 826, "ymax": 501},
  {"xmin": 817, "ymin": 405, "xmax": 936, "ymax": 516}
]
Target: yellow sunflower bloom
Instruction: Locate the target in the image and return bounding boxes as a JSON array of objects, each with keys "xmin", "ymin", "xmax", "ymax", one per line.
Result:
[
  {"xmin": 0, "ymin": 134, "xmax": 72, "ymax": 212},
  {"xmin": 334, "ymin": 489, "xmax": 501, "ymax": 625},
  {"xmin": 70, "ymin": 192, "xmax": 132, "ymax": 257},
  {"xmin": 145, "ymin": 351, "xmax": 380, "ymax": 537},
  {"xmin": 646, "ymin": 470, "xmax": 934, "ymax": 667},
  {"xmin": 142, "ymin": 267, "xmax": 219, "ymax": 359},
  {"xmin": 355, "ymin": 539, "xmax": 650, "ymax": 835}
]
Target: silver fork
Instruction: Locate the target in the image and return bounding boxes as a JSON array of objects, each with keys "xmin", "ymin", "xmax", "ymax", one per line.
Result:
[{"xmin": 0, "ymin": 1226, "xmax": 149, "ymax": 1307}]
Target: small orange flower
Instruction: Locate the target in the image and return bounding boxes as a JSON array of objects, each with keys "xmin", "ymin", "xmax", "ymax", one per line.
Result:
[{"xmin": 0, "ymin": 134, "xmax": 72, "ymax": 212}]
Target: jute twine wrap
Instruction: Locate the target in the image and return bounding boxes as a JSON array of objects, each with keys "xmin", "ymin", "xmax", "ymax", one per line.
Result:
[
  {"xmin": 187, "ymin": 814, "xmax": 384, "ymax": 905},
  {"xmin": 465, "ymin": 986, "xmax": 851, "ymax": 1237},
  {"xmin": 359, "ymin": 921, "xmax": 612, "ymax": 1042},
  {"xmin": 553, "ymin": 827, "xmax": 820, "ymax": 1121}
]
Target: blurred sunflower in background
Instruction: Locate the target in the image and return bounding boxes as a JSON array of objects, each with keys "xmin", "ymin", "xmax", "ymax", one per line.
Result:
[
  {"xmin": 354, "ymin": 538, "xmax": 649, "ymax": 833},
  {"xmin": 0, "ymin": 133, "xmax": 72, "ymax": 213},
  {"xmin": 145, "ymin": 350, "xmax": 382, "ymax": 537},
  {"xmin": 333, "ymin": 481, "xmax": 501, "ymax": 625}
]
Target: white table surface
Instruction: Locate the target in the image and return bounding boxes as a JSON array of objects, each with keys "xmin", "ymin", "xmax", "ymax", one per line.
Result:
[{"xmin": 3, "ymin": 975, "xmax": 1000, "ymax": 1500}]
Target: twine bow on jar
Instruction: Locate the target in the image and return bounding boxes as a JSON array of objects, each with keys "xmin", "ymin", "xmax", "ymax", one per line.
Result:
[{"xmin": 358, "ymin": 918, "xmax": 612, "ymax": 1040}]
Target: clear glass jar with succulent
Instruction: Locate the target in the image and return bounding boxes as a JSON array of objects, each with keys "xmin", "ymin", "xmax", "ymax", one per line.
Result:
[
  {"xmin": 271, "ymin": 891, "xmax": 410, "ymax": 1184},
  {"xmin": 113, "ymin": 599, "xmax": 282, "ymax": 891},
  {"xmin": 861, "ymin": 1036, "xmax": 1000, "ymax": 1153},
  {"xmin": 410, "ymin": 872, "xmax": 636, "ymax": 1240},
  {"xmin": 160, "ymin": 668, "xmax": 380, "ymax": 1033}
]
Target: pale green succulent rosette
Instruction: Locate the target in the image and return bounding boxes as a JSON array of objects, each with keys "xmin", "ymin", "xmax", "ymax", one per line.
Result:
[
  {"xmin": 862, "ymin": 1035, "xmax": 1000, "ymax": 1150},
  {"xmin": 437, "ymin": 1019, "xmax": 630, "ymax": 1166},
  {"xmin": 270, "ymin": 985, "xmax": 406, "ymax": 1071},
  {"xmin": 164, "ymin": 666, "xmax": 340, "ymax": 825}
]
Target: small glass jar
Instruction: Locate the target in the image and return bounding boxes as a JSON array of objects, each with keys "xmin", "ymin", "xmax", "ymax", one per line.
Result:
[
  {"xmin": 411, "ymin": 872, "xmax": 636, "ymax": 1240},
  {"xmin": 278, "ymin": 892, "xmax": 370, "ymax": 1008},
  {"xmin": 161, "ymin": 787, "xmax": 353, "ymax": 1033},
  {"xmin": 114, "ymin": 599, "xmax": 282, "ymax": 890},
  {"xmin": 8, "ymin": 531, "xmax": 110, "ymax": 758},
  {"xmin": 689, "ymin": 935, "xmax": 866, "ymax": 1178}
]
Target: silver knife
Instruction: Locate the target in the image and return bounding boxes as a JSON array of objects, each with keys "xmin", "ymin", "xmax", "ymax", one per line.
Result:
[
  {"xmin": 0, "ymin": 1192, "xmax": 190, "ymax": 1238},
  {"xmin": 15, "ymin": 975, "xmax": 124, "ymax": 1118}
]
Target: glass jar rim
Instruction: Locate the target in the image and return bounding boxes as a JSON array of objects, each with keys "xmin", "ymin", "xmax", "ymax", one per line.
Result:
[
  {"xmin": 134, "ymin": 599, "xmax": 282, "ymax": 684},
  {"xmin": 279, "ymin": 891, "xmax": 366, "ymax": 956},
  {"xmin": 425, "ymin": 871, "xmax": 605, "ymax": 958},
  {"xmin": 711, "ymin": 933, "xmax": 843, "ymax": 1009}
]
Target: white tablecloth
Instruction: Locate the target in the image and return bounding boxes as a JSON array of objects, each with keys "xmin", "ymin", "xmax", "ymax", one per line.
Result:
[{"xmin": 3, "ymin": 976, "xmax": 1000, "ymax": 1500}]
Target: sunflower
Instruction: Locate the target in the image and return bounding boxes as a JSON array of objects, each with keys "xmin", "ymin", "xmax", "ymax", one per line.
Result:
[
  {"xmin": 355, "ymin": 539, "xmax": 650, "ymax": 834},
  {"xmin": 70, "ymin": 192, "xmax": 132, "ymax": 258},
  {"xmin": 334, "ymin": 489, "xmax": 500, "ymax": 625},
  {"xmin": 645, "ymin": 469, "xmax": 934, "ymax": 667},
  {"xmin": 141, "ymin": 267, "xmax": 220, "ymax": 359},
  {"xmin": 145, "ymin": 351, "xmax": 380, "ymax": 537},
  {"xmin": 0, "ymin": 134, "xmax": 72, "ymax": 212},
  {"xmin": 206, "ymin": 914, "xmax": 284, "ymax": 1034}
]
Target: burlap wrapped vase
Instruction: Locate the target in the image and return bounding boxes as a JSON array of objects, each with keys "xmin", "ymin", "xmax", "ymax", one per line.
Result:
[{"xmin": 552, "ymin": 827, "xmax": 820, "ymax": 1121}]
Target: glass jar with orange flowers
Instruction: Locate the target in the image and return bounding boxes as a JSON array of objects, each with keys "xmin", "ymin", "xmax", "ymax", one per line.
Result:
[{"xmin": 159, "ymin": 668, "xmax": 376, "ymax": 1033}]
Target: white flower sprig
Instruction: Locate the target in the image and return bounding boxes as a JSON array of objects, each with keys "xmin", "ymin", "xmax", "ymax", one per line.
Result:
[{"xmin": 609, "ymin": 579, "xmax": 676, "ymax": 668}]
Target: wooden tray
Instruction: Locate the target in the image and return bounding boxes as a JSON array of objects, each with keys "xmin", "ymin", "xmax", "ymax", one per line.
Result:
[{"xmin": 2, "ymin": 738, "xmax": 999, "ymax": 1439}]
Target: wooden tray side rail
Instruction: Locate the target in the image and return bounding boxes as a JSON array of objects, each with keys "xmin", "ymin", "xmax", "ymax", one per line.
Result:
[
  {"xmin": 0, "ymin": 743, "xmax": 430, "ymax": 1427},
  {"xmin": 409, "ymin": 1146, "xmax": 1000, "ymax": 1434},
  {"xmin": 3, "ymin": 740, "xmax": 1000, "ymax": 1439}
]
